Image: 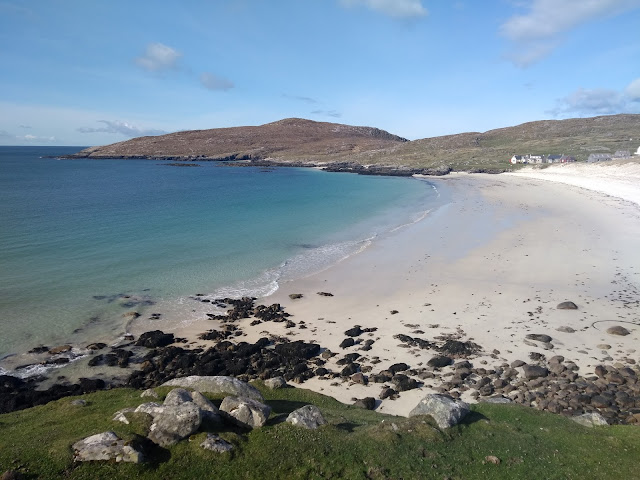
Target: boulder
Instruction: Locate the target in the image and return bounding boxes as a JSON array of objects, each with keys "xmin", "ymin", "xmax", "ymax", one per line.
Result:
[
  {"xmin": 571, "ymin": 412, "xmax": 608, "ymax": 427},
  {"xmin": 264, "ymin": 376, "xmax": 287, "ymax": 389},
  {"xmin": 162, "ymin": 388, "xmax": 221, "ymax": 425},
  {"xmin": 525, "ymin": 334, "xmax": 552, "ymax": 343},
  {"xmin": 353, "ymin": 397, "xmax": 376, "ymax": 410},
  {"xmin": 72, "ymin": 431, "xmax": 144, "ymax": 463},
  {"xmin": 135, "ymin": 330, "xmax": 174, "ymax": 348},
  {"xmin": 219, "ymin": 396, "xmax": 271, "ymax": 429},
  {"xmin": 606, "ymin": 326, "xmax": 631, "ymax": 336},
  {"xmin": 112, "ymin": 407, "xmax": 136, "ymax": 424},
  {"xmin": 522, "ymin": 365, "xmax": 549, "ymax": 379},
  {"xmin": 148, "ymin": 403, "xmax": 202, "ymax": 447},
  {"xmin": 409, "ymin": 394, "xmax": 470, "ymax": 429},
  {"xmin": 161, "ymin": 376, "xmax": 263, "ymax": 401},
  {"xmin": 200, "ymin": 433, "xmax": 233, "ymax": 453},
  {"xmin": 481, "ymin": 396, "xmax": 513, "ymax": 404},
  {"xmin": 286, "ymin": 405, "xmax": 327, "ymax": 429},
  {"xmin": 427, "ymin": 356, "xmax": 453, "ymax": 369},
  {"xmin": 557, "ymin": 301, "xmax": 578, "ymax": 310},
  {"xmin": 140, "ymin": 388, "xmax": 159, "ymax": 399},
  {"xmin": 134, "ymin": 402, "xmax": 164, "ymax": 416}
]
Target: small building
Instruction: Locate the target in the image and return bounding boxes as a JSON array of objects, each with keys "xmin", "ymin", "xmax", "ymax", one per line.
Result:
[
  {"xmin": 559, "ymin": 155, "xmax": 576, "ymax": 163},
  {"xmin": 547, "ymin": 154, "xmax": 562, "ymax": 163},
  {"xmin": 635, "ymin": 145, "xmax": 640, "ymax": 156},
  {"xmin": 587, "ymin": 153, "xmax": 612, "ymax": 163},
  {"xmin": 530, "ymin": 154, "xmax": 544, "ymax": 164}
]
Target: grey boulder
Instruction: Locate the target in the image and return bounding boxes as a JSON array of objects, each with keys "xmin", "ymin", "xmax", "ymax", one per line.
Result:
[
  {"xmin": 164, "ymin": 387, "xmax": 222, "ymax": 426},
  {"xmin": 220, "ymin": 396, "xmax": 271, "ymax": 429},
  {"xmin": 409, "ymin": 394, "xmax": 470, "ymax": 429},
  {"xmin": 72, "ymin": 431, "xmax": 143, "ymax": 463},
  {"xmin": 557, "ymin": 301, "xmax": 578, "ymax": 310},
  {"xmin": 572, "ymin": 412, "xmax": 608, "ymax": 427},
  {"xmin": 286, "ymin": 405, "xmax": 327, "ymax": 429},
  {"xmin": 148, "ymin": 402, "xmax": 202, "ymax": 447},
  {"xmin": 161, "ymin": 375, "xmax": 264, "ymax": 401},
  {"xmin": 264, "ymin": 376, "xmax": 287, "ymax": 390}
]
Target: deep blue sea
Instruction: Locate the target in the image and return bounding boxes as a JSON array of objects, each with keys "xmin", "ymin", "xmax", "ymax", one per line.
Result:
[{"xmin": 0, "ymin": 146, "xmax": 441, "ymax": 369}]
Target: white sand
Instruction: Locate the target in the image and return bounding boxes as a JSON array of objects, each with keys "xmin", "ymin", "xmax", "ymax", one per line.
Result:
[{"xmin": 163, "ymin": 163, "xmax": 640, "ymax": 416}]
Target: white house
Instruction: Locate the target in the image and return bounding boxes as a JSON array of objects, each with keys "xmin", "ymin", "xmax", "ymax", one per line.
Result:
[{"xmin": 635, "ymin": 145, "xmax": 640, "ymax": 156}]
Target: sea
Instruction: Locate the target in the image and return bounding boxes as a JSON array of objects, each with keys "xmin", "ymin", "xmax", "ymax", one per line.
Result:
[{"xmin": 0, "ymin": 146, "xmax": 444, "ymax": 375}]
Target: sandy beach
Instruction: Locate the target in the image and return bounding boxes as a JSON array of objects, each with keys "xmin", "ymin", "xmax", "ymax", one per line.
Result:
[{"xmin": 159, "ymin": 161, "xmax": 640, "ymax": 416}]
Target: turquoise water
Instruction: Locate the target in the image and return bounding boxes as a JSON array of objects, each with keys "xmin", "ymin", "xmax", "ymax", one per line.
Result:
[{"xmin": 0, "ymin": 146, "xmax": 441, "ymax": 366}]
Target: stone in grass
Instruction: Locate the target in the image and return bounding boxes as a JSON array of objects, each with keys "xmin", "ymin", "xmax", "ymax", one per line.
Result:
[
  {"xmin": 409, "ymin": 394, "xmax": 470, "ymax": 429},
  {"xmin": 148, "ymin": 403, "xmax": 202, "ymax": 447},
  {"xmin": 264, "ymin": 376, "xmax": 287, "ymax": 389},
  {"xmin": 140, "ymin": 388, "xmax": 159, "ymax": 399},
  {"xmin": 286, "ymin": 405, "xmax": 327, "ymax": 429},
  {"xmin": 557, "ymin": 301, "xmax": 578, "ymax": 310},
  {"xmin": 1, "ymin": 470, "xmax": 24, "ymax": 480},
  {"xmin": 606, "ymin": 326, "xmax": 631, "ymax": 336},
  {"xmin": 200, "ymin": 433, "xmax": 233, "ymax": 453},
  {"xmin": 572, "ymin": 412, "xmax": 608, "ymax": 427},
  {"xmin": 220, "ymin": 396, "xmax": 272, "ymax": 429},
  {"xmin": 72, "ymin": 431, "xmax": 144, "ymax": 463}
]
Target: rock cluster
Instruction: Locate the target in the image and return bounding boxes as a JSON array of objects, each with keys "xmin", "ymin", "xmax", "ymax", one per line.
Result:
[{"xmin": 73, "ymin": 376, "xmax": 328, "ymax": 464}]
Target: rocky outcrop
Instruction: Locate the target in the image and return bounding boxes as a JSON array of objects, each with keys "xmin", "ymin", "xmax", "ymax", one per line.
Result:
[
  {"xmin": 161, "ymin": 376, "xmax": 264, "ymax": 401},
  {"xmin": 72, "ymin": 431, "xmax": 144, "ymax": 463},
  {"xmin": 409, "ymin": 394, "xmax": 470, "ymax": 429}
]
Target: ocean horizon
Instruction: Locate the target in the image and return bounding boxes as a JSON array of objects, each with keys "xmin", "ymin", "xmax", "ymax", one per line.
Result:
[{"xmin": 0, "ymin": 146, "xmax": 443, "ymax": 374}]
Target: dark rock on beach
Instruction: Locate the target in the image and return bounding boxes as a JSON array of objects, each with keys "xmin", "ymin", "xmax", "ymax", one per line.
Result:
[{"xmin": 135, "ymin": 330, "xmax": 175, "ymax": 348}]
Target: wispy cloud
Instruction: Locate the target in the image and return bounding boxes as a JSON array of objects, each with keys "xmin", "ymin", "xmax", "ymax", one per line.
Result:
[
  {"xmin": 311, "ymin": 109, "xmax": 342, "ymax": 118},
  {"xmin": 77, "ymin": 120, "xmax": 167, "ymax": 137},
  {"xmin": 282, "ymin": 94, "xmax": 318, "ymax": 104},
  {"xmin": 0, "ymin": 130, "xmax": 55, "ymax": 142},
  {"xmin": 135, "ymin": 43, "xmax": 182, "ymax": 72},
  {"xmin": 339, "ymin": 0, "xmax": 427, "ymax": 18},
  {"xmin": 18, "ymin": 124, "xmax": 32, "ymax": 129},
  {"xmin": 200, "ymin": 72, "xmax": 234, "ymax": 91},
  {"xmin": 500, "ymin": 0, "xmax": 640, "ymax": 67},
  {"xmin": 548, "ymin": 77, "xmax": 640, "ymax": 116}
]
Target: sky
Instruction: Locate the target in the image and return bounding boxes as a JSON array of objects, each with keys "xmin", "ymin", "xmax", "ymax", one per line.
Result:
[{"xmin": 0, "ymin": 0, "xmax": 639, "ymax": 146}]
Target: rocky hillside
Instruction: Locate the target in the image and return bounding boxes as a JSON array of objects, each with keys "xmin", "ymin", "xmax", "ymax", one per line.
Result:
[
  {"xmin": 71, "ymin": 118, "xmax": 408, "ymax": 163},
  {"xmin": 70, "ymin": 114, "xmax": 640, "ymax": 172}
]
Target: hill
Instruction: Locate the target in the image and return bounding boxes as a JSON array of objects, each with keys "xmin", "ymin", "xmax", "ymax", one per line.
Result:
[
  {"xmin": 71, "ymin": 118, "xmax": 408, "ymax": 163},
  {"xmin": 70, "ymin": 114, "xmax": 640, "ymax": 172}
]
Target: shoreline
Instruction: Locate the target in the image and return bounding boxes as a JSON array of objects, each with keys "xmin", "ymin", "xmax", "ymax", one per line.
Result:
[
  {"xmin": 164, "ymin": 163, "xmax": 640, "ymax": 416},
  {"xmin": 3, "ymin": 162, "xmax": 640, "ymax": 421}
]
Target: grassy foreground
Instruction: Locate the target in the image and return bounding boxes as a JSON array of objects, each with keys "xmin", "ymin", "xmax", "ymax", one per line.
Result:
[{"xmin": 1, "ymin": 384, "xmax": 639, "ymax": 479}]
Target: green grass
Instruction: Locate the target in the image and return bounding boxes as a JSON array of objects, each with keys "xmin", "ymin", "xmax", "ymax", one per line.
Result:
[{"xmin": 1, "ymin": 384, "xmax": 639, "ymax": 479}]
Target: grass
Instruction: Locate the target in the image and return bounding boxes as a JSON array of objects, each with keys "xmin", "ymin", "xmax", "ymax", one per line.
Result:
[{"xmin": 1, "ymin": 384, "xmax": 639, "ymax": 479}]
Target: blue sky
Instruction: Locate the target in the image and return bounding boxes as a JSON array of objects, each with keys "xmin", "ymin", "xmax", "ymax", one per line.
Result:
[{"xmin": 1, "ymin": 0, "xmax": 639, "ymax": 146}]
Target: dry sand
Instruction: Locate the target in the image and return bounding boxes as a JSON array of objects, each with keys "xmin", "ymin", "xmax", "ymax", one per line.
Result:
[{"xmin": 161, "ymin": 163, "xmax": 640, "ymax": 416}]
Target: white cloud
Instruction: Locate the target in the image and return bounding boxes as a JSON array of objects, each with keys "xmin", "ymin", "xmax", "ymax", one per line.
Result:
[
  {"xmin": 549, "ymin": 78, "xmax": 640, "ymax": 116},
  {"xmin": 339, "ymin": 0, "xmax": 427, "ymax": 18},
  {"xmin": 626, "ymin": 78, "xmax": 640, "ymax": 101},
  {"xmin": 501, "ymin": 0, "xmax": 640, "ymax": 66},
  {"xmin": 135, "ymin": 43, "xmax": 182, "ymax": 72},
  {"xmin": 77, "ymin": 120, "xmax": 167, "ymax": 137},
  {"xmin": 200, "ymin": 72, "xmax": 234, "ymax": 91}
]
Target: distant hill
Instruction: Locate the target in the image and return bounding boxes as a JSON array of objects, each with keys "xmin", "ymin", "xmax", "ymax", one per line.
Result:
[
  {"xmin": 71, "ymin": 114, "xmax": 640, "ymax": 172},
  {"xmin": 72, "ymin": 118, "xmax": 408, "ymax": 163}
]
